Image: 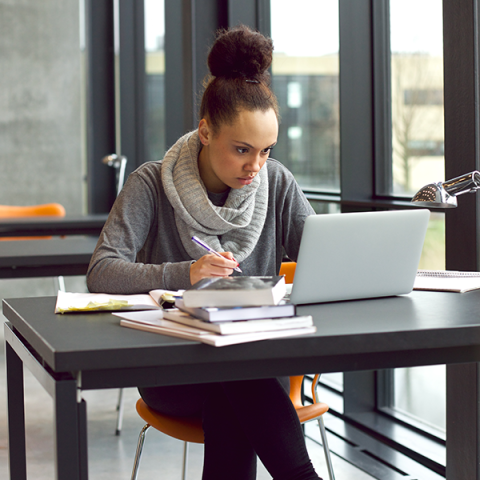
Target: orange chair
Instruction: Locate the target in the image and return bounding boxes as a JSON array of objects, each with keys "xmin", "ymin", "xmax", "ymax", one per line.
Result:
[
  {"xmin": 0, "ymin": 203, "xmax": 67, "ymax": 290},
  {"xmin": 0, "ymin": 203, "xmax": 66, "ymax": 241},
  {"xmin": 130, "ymin": 375, "xmax": 335, "ymax": 480},
  {"xmin": 279, "ymin": 261, "xmax": 297, "ymax": 284}
]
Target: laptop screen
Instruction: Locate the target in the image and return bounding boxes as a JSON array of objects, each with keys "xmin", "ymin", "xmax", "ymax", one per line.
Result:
[{"xmin": 289, "ymin": 209, "xmax": 430, "ymax": 305}]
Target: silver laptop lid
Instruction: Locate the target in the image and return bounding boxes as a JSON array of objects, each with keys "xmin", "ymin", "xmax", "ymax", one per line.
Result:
[{"xmin": 290, "ymin": 209, "xmax": 430, "ymax": 305}]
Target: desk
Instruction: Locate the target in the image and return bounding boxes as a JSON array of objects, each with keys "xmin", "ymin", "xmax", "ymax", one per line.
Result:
[
  {"xmin": 0, "ymin": 237, "xmax": 98, "ymax": 278},
  {"xmin": 4, "ymin": 291, "xmax": 480, "ymax": 479}
]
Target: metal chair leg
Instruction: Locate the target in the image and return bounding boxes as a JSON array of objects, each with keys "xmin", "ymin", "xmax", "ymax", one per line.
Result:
[
  {"xmin": 116, "ymin": 388, "xmax": 125, "ymax": 435},
  {"xmin": 53, "ymin": 275, "xmax": 66, "ymax": 292},
  {"xmin": 312, "ymin": 374, "xmax": 335, "ymax": 480},
  {"xmin": 318, "ymin": 416, "xmax": 335, "ymax": 480},
  {"xmin": 131, "ymin": 424, "xmax": 151, "ymax": 480},
  {"xmin": 182, "ymin": 441, "xmax": 190, "ymax": 480}
]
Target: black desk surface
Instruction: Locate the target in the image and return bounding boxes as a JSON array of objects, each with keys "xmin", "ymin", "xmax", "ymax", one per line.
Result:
[
  {"xmin": 0, "ymin": 237, "xmax": 98, "ymax": 278},
  {"xmin": 4, "ymin": 291, "xmax": 480, "ymax": 389}
]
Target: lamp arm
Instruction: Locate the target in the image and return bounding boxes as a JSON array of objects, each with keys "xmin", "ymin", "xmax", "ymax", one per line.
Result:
[{"xmin": 442, "ymin": 171, "xmax": 480, "ymax": 196}]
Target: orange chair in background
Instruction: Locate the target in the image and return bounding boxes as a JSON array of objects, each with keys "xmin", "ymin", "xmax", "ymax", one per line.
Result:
[
  {"xmin": 129, "ymin": 263, "xmax": 335, "ymax": 480},
  {"xmin": 0, "ymin": 203, "xmax": 67, "ymax": 290},
  {"xmin": 0, "ymin": 203, "xmax": 66, "ymax": 241}
]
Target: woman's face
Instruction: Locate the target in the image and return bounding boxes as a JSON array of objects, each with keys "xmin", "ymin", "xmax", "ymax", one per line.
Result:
[{"xmin": 197, "ymin": 108, "xmax": 279, "ymax": 193}]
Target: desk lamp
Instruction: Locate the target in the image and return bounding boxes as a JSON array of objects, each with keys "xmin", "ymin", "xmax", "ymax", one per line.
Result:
[
  {"xmin": 102, "ymin": 154, "xmax": 128, "ymax": 197},
  {"xmin": 411, "ymin": 171, "xmax": 480, "ymax": 207}
]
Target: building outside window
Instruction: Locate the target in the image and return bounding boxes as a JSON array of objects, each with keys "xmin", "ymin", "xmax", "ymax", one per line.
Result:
[
  {"xmin": 270, "ymin": 0, "xmax": 340, "ymax": 193},
  {"xmin": 144, "ymin": 0, "xmax": 166, "ymax": 163}
]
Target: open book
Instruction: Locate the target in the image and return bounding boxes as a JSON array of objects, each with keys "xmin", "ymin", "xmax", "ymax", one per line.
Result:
[
  {"xmin": 54, "ymin": 289, "xmax": 181, "ymax": 313},
  {"xmin": 413, "ymin": 270, "xmax": 480, "ymax": 293}
]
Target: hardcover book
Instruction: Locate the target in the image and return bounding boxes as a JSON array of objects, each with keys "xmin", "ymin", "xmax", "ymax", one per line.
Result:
[
  {"xmin": 162, "ymin": 308, "xmax": 312, "ymax": 335},
  {"xmin": 174, "ymin": 298, "xmax": 295, "ymax": 322},
  {"xmin": 182, "ymin": 276, "xmax": 287, "ymax": 308}
]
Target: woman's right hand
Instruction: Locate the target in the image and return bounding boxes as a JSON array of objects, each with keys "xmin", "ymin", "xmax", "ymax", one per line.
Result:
[{"xmin": 189, "ymin": 252, "xmax": 239, "ymax": 285}]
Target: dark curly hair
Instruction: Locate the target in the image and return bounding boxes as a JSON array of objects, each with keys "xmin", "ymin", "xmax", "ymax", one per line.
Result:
[{"xmin": 199, "ymin": 25, "xmax": 280, "ymax": 133}]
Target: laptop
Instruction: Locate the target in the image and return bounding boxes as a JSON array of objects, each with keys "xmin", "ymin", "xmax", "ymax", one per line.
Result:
[{"xmin": 289, "ymin": 209, "xmax": 430, "ymax": 305}]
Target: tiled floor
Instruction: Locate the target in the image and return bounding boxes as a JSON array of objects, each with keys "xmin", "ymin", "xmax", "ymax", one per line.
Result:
[{"xmin": 0, "ymin": 277, "xmax": 376, "ymax": 479}]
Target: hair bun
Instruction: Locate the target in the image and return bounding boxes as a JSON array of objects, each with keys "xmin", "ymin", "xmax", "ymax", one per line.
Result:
[{"xmin": 208, "ymin": 25, "xmax": 273, "ymax": 80}]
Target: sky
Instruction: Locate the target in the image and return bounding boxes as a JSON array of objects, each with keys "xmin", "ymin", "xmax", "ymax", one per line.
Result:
[{"xmin": 144, "ymin": 0, "xmax": 443, "ymax": 57}]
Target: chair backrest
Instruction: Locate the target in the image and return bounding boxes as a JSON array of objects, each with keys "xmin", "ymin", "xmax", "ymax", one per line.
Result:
[
  {"xmin": 0, "ymin": 203, "xmax": 66, "ymax": 218},
  {"xmin": 289, "ymin": 375, "xmax": 305, "ymax": 409},
  {"xmin": 279, "ymin": 262, "xmax": 296, "ymax": 284},
  {"xmin": 0, "ymin": 203, "xmax": 65, "ymax": 241}
]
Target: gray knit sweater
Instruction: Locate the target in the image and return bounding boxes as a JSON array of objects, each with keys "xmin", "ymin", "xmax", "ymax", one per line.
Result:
[{"xmin": 86, "ymin": 158, "xmax": 315, "ymax": 294}]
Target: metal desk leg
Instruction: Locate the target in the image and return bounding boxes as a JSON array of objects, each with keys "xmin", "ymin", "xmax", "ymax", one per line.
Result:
[
  {"xmin": 78, "ymin": 399, "xmax": 89, "ymax": 480},
  {"xmin": 446, "ymin": 363, "xmax": 480, "ymax": 480},
  {"xmin": 54, "ymin": 377, "xmax": 87, "ymax": 480},
  {"xmin": 5, "ymin": 341, "xmax": 27, "ymax": 480}
]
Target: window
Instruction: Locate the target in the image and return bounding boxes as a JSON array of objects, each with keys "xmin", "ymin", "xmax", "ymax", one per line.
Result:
[
  {"xmin": 389, "ymin": 0, "xmax": 446, "ymax": 439},
  {"xmin": 270, "ymin": 0, "xmax": 340, "ymax": 192},
  {"xmin": 144, "ymin": 0, "xmax": 166, "ymax": 162},
  {"xmin": 404, "ymin": 88, "xmax": 443, "ymax": 106},
  {"xmin": 390, "ymin": 0, "xmax": 444, "ymax": 197}
]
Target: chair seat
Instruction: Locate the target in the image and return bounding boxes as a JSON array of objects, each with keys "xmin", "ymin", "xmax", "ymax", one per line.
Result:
[
  {"xmin": 136, "ymin": 399, "xmax": 204, "ymax": 444},
  {"xmin": 295, "ymin": 402, "xmax": 329, "ymax": 424},
  {"xmin": 136, "ymin": 396, "xmax": 329, "ymax": 443}
]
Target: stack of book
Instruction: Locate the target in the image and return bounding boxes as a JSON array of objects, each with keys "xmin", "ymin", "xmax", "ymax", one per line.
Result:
[{"xmin": 116, "ymin": 276, "xmax": 316, "ymax": 347}]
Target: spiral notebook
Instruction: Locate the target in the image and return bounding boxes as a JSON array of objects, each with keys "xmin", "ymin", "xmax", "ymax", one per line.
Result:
[
  {"xmin": 414, "ymin": 270, "xmax": 480, "ymax": 293},
  {"xmin": 289, "ymin": 209, "xmax": 430, "ymax": 305}
]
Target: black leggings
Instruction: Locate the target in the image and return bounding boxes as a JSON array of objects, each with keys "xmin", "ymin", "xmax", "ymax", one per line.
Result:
[{"xmin": 139, "ymin": 377, "xmax": 322, "ymax": 480}]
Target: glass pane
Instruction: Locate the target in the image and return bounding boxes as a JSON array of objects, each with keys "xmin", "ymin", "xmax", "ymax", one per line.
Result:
[
  {"xmin": 321, "ymin": 372, "xmax": 344, "ymax": 392},
  {"xmin": 418, "ymin": 212, "xmax": 445, "ymax": 270},
  {"xmin": 394, "ymin": 365, "xmax": 446, "ymax": 434},
  {"xmin": 270, "ymin": 0, "xmax": 340, "ymax": 192},
  {"xmin": 144, "ymin": 0, "xmax": 165, "ymax": 162},
  {"xmin": 308, "ymin": 201, "xmax": 341, "ymax": 215},
  {"xmin": 390, "ymin": 0, "xmax": 444, "ymax": 196}
]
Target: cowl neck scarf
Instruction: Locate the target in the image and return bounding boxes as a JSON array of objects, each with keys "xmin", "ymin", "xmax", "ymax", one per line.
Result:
[{"xmin": 161, "ymin": 130, "xmax": 268, "ymax": 262}]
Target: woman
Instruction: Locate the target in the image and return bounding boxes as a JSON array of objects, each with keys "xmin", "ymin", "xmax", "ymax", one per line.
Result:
[{"xmin": 87, "ymin": 25, "xmax": 321, "ymax": 480}]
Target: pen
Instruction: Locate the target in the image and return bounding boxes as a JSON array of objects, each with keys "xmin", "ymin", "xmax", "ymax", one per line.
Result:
[{"xmin": 191, "ymin": 236, "xmax": 243, "ymax": 273}]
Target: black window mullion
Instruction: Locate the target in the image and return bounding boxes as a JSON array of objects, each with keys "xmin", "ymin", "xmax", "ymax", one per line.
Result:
[
  {"xmin": 444, "ymin": 0, "xmax": 480, "ymax": 272},
  {"xmin": 118, "ymin": 0, "xmax": 146, "ymax": 176},
  {"xmin": 339, "ymin": 0, "xmax": 379, "ymax": 419},
  {"xmin": 443, "ymin": 2, "xmax": 480, "ymax": 479},
  {"xmin": 372, "ymin": 0, "xmax": 393, "ymax": 196},
  {"xmin": 85, "ymin": 0, "xmax": 116, "ymax": 214},
  {"xmin": 164, "ymin": 0, "xmax": 226, "ymax": 147},
  {"xmin": 338, "ymin": 0, "xmax": 375, "ymax": 210}
]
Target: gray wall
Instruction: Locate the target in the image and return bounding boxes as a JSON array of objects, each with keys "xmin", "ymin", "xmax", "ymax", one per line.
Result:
[
  {"xmin": 0, "ymin": 0, "xmax": 87, "ymax": 298},
  {"xmin": 0, "ymin": 0, "xmax": 84, "ymax": 212}
]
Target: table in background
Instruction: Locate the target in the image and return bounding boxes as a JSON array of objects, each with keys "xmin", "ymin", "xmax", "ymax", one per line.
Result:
[
  {"xmin": 0, "ymin": 214, "xmax": 107, "ymax": 238},
  {"xmin": 4, "ymin": 291, "xmax": 480, "ymax": 480},
  {"xmin": 0, "ymin": 237, "xmax": 98, "ymax": 278}
]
